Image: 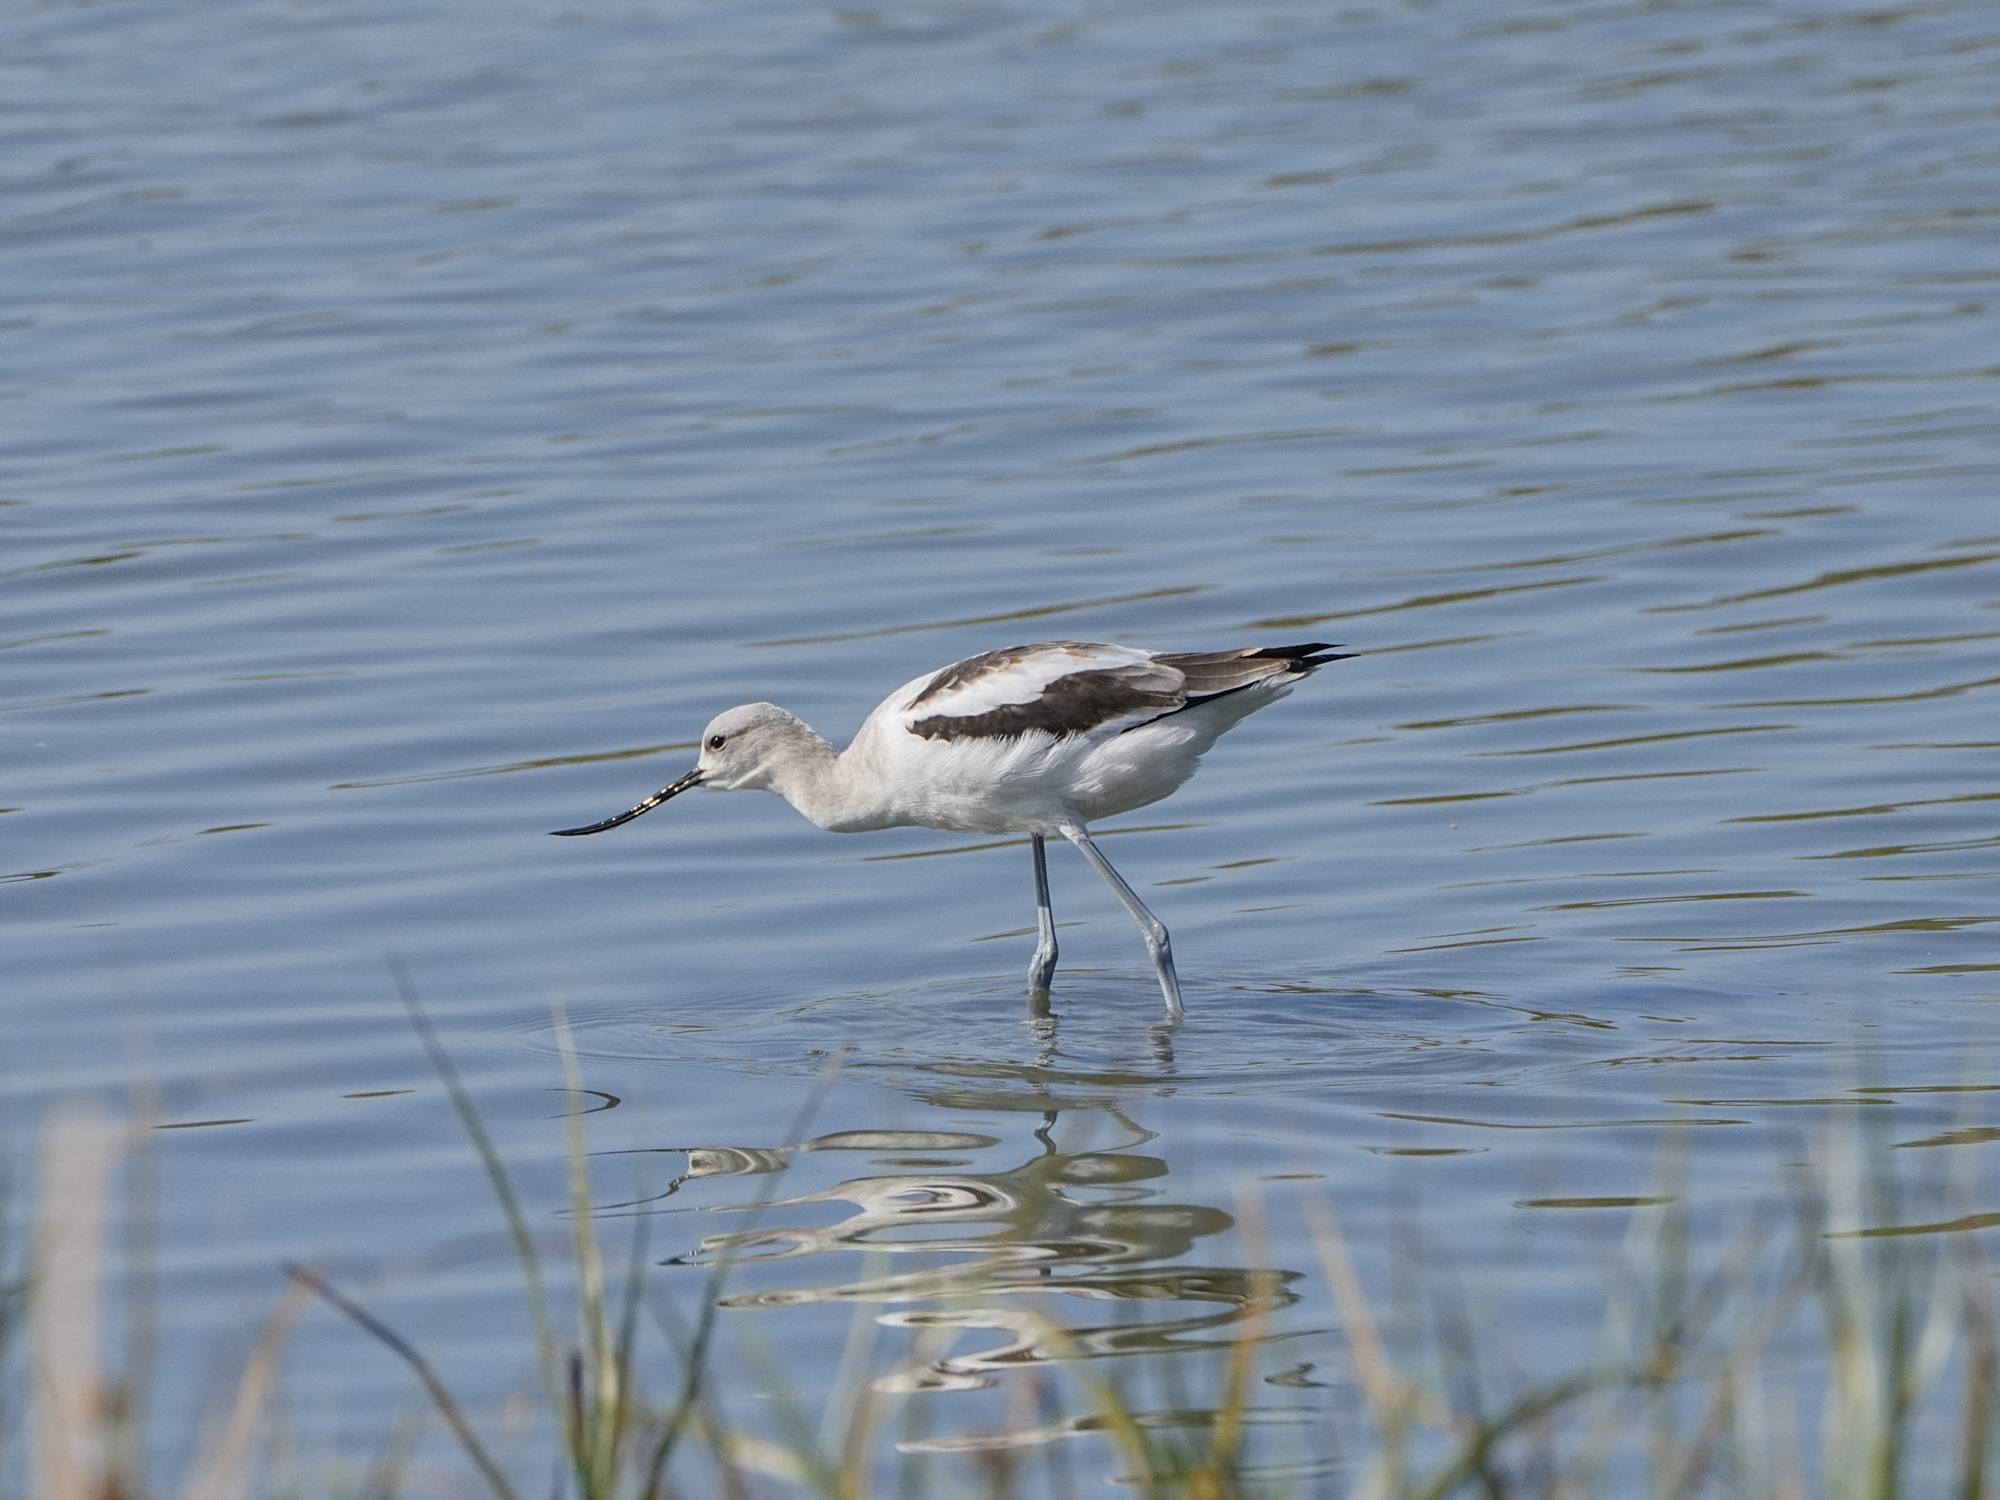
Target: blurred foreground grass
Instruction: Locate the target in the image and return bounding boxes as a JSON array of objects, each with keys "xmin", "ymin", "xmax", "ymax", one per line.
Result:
[{"xmin": 5, "ymin": 1003, "xmax": 1996, "ymax": 1499}]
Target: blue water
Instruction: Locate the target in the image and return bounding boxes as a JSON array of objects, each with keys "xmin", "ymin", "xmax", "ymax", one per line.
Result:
[{"xmin": 7, "ymin": 0, "xmax": 1998, "ymax": 1489}]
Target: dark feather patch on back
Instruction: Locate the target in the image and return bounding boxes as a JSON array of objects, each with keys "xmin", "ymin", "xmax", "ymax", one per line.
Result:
[
  {"xmin": 909, "ymin": 665, "xmax": 1181, "ymax": 742},
  {"xmin": 906, "ymin": 642, "xmax": 1097, "ymax": 711}
]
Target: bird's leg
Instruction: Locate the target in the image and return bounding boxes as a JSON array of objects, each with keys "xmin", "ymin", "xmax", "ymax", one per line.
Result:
[
  {"xmin": 1058, "ymin": 821, "xmax": 1183, "ymax": 1017},
  {"xmin": 1028, "ymin": 834, "xmax": 1059, "ymax": 993}
]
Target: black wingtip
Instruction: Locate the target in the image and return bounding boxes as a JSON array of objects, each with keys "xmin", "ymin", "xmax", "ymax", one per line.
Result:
[{"xmin": 1256, "ymin": 641, "xmax": 1352, "ymax": 670}]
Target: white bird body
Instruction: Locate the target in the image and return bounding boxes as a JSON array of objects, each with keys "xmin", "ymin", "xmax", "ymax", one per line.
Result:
[
  {"xmin": 553, "ymin": 639, "xmax": 1350, "ymax": 1015},
  {"xmin": 828, "ymin": 668, "xmax": 1295, "ymax": 835}
]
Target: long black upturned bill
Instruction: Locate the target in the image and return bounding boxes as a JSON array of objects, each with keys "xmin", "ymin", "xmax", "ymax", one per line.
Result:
[{"xmin": 550, "ymin": 765, "xmax": 704, "ymax": 836}]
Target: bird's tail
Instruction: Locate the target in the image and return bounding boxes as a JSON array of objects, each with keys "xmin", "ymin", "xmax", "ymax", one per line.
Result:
[
  {"xmin": 1250, "ymin": 642, "xmax": 1352, "ymax": 672},
  {"xmin": 1155, "ymin": 641, "xmax": 1353, "ymax": 707}
]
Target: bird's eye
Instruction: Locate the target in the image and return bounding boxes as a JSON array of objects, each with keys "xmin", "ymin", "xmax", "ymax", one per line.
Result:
[{"xmin": 706, "ymin": 734, "xmax": 726, "ymax": 751}]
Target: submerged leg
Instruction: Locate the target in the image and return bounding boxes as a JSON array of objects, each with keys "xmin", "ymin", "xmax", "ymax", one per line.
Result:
[
  {"xmin": 1028, "ymin": 834, "xmax": 1059, "ymax": 992},
  {"xmin": 1058, "ymin": 821, "xmax": 1183, "ymax": 1017}
]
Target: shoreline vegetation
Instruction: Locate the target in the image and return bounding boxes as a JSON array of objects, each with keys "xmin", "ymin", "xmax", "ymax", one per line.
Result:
[{"xmin": 7, "ymin": 1003, "xmax": 1996, "ymax": 1498}]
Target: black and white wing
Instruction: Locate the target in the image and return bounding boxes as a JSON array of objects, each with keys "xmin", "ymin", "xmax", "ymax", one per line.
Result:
[{"xmin": 891, "ymin": 640, "xmax": 1344, "ymax": 743}]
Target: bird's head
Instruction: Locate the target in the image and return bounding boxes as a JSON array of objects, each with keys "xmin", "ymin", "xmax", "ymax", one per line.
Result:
[
  {"xmin": 690, "ymin": 702, "xmax": 813, "ymax": 792},
  {"xmin": 548, "ymin": 701, "xmax": 818, "ymax": 836}
]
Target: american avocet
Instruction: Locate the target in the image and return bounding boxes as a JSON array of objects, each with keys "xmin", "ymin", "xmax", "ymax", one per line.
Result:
[{"xmin": 552, "ymin": 640, "xmax": 1350, "ymax": 1016}]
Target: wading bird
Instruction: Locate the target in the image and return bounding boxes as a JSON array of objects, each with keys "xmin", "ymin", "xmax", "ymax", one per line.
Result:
[{"xmin": 552, "ymin": 640, "xmax": 1349, "ymax": 1016}]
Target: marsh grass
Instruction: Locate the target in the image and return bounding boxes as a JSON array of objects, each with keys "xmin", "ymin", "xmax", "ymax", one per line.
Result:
[
  {"xmin": 5, "ymin": 1008, "xmax": 1998, "ymax": 1498},
  {"xmin": 2, "ymin": 1104, "xmax": 307, "ymax": 1500}
]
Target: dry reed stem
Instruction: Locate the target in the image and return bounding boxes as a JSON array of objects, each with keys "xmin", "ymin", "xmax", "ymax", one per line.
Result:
[
  {"xmin": 287, "ymin": 1261, "xmax": 524, "ymax": 1500},
  {"xmin": 175, "ymin": 1277, "xmax": 313, "ymax": 1500},
  {"xmin": 30, "ymin": 1104, "xmax": 120, "ymax": 1500}
]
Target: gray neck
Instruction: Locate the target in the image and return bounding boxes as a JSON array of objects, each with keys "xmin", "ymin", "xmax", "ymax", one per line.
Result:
[{"xmin": 763, "ymin": 725, "xmax": 886, "ymax": 832}]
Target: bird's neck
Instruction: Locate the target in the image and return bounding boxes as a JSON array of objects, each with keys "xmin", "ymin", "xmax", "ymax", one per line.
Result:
[{"xmin": 765, "ymin": 729, "xmax": 904, "ymax": 833}]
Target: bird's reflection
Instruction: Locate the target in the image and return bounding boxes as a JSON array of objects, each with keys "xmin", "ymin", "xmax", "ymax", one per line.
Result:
[{"xmin": 632, "ymin": 1083, "xmax": 1310, "ymax": 1408}]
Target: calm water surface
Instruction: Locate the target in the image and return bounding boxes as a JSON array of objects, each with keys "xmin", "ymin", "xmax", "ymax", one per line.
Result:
[{"xmin": 6, "ymin": 0, "xmax": 1999, "ymax": 1488}]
